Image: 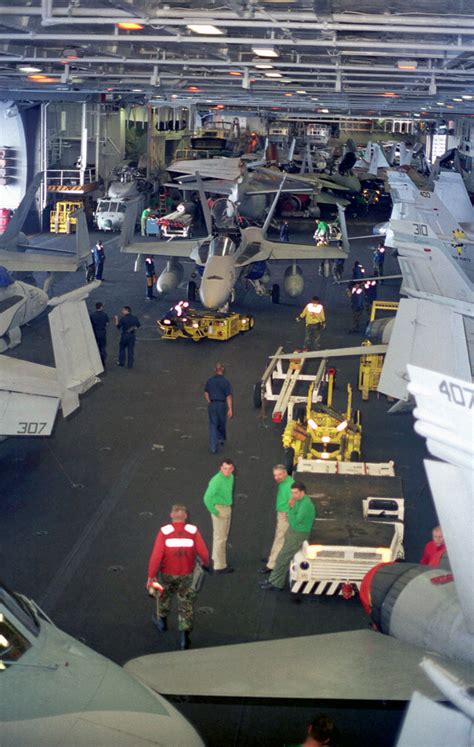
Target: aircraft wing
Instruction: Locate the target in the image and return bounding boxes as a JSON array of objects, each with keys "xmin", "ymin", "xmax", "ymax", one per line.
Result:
[
  {"xmin": 377, "ymin": 299, "xmax": 472, "ymax": 402},
  {"xmin": 263, "ymin": 239, "xmax": 348, "ymax": 261},
  {"xmin": 166, "ymin": 179, "xmax": 234, "ymax": 196},
  {"xmin": 125, "ymin": 629, "xmax": 473, "ymax": 702},
  {"xmin": 120, "ymin": 238, "xmax": 205, "ymax": 259},
  {"xmin": 168, "ymin": 157, "xmax": 243, "ymax": 181},
  {"xmin": 0, "ymin": 358, "xmax": 60, "ymax": 436}
]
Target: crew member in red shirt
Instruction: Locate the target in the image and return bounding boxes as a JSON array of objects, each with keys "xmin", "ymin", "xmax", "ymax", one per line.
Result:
[
  {"xmin": 420, "ymin": 525, "xmax": 447, "ymax": 567},
  {"xmin": 147, "ymin": 503, "xmax": 210, "ymax": 650}
]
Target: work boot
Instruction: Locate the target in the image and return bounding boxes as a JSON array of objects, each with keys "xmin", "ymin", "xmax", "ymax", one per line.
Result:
[
  {"xmin": 180, "ymin": 630, "xmax": 191, "ymax": 650},
  {"xmin": 152, "ymin": 614, "xmax": 168, "ymax": 632}
]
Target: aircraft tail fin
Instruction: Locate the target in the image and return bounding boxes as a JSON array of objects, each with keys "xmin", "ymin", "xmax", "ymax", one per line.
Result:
[
  {"xmin": 368, "ymin": 144, "xmax": 390, "ymax": 175},
  {"xmin": 408, "ymin": 365, "xmax": 474, "ymax": 634},
  {"xmin": 0, "ymin": 172, "xmax": 43, "ymax": 248},
  {"xmin": 48, "ymin": 286, "xmax": 103, "ymax": 416},
  {"xmin": 433, "ymin": 172, "xmax": 473, "ymax": 224},
  {"xmin": 336, "ymin": 203, "xmax": 350, "ymax": 254},
  {"xmin": 119, "ymin": 197, "xmax": 141, "ymax": 250}
]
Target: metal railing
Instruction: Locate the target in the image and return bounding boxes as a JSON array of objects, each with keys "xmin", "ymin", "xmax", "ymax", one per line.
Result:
[{"xmin": 46, "ymin": 166, "xmax": 97, "ymax": 187}]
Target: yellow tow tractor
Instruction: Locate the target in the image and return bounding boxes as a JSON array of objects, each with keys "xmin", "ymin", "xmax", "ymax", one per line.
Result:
[
  {"xmin": 50, "ymin": 200, "xmax": 84, "ymax": 234},
  {"xmin": 282, "ymin": 367, "xmax": 362, "ymax": 472},
  {"xmin": 358, "ymin": 301, "xmax": 399, "ymax": 400},
  {"xmin": 157, "ymin": 301, "xmax": 255, "ymax": 342}
]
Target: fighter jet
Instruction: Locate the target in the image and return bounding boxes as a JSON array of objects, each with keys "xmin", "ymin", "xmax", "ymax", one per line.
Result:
[
  {"xmin": 124, "ymin": 365, "xmax": 473, "ymax": 704},
  {"xmin": 0, "ymin": 173, "xmax": 91, "ymax": 289},
  {"xmin": 120, "ymin": 176, "xmax": 349, "ymax": 310},
  {"xmin": 0, "ymin": 582, "xmax": 203, "ymax": 745},
  {"xmin": 0, "ymin": 281, "xmax": 103, "ymax": 437}
]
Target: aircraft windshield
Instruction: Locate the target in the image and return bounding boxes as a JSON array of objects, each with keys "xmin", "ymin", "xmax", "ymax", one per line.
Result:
[
  {"xmin": 97, "ymin": 201, "xmax": 110, "ymax": 212},
  {"xmin": 208, "ymin": 236, "xmax": 237, "ymax": 257}
]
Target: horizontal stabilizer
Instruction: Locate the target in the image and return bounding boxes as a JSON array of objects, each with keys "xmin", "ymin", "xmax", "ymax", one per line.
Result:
[
  {"xmin": 125, "ymin": 629, "xmax": 473, "ymax": 702},
  {"xmin": 273, "ymin": 344, "xmax": 388, "ymax": 361},
  {"xmin": 121, "ymin": 239, "xmax": 199, "ymax": 258},
  {"xmin": 119, "ymin": 198, "xmax": 141, "ymax": 250},
  {"xmin": 378, "ymin": 299, "xmax": 472, "ymax": 402},
  {"xmin": 0, "ymin": 391, "xmax": 58, "ymax": 437}
]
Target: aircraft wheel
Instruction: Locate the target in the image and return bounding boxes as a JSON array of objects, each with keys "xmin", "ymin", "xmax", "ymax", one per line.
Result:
[
  {"xmin": 187, "ymin": 280, "xmax": 197, "ymax": 302},
  {"xmin": 253, "ymin": 383, "xmax": 262, "ymax": 409},
  {"xmin": 248, "ymin": 315, "xmax": 255, "ymax": 329},
  {"xmin": 284, "ymin": 447, "xmax": 295, "ymax": 474},
  {"xmin": 271, "ymin": 284, "xmax": 280, "ymax": 304}
]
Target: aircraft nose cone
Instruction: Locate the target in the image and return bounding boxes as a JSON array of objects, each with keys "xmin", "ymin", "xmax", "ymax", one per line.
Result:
[{"xmin": 199, "ymin": 280, "xmax": 229, "ymax": 310}]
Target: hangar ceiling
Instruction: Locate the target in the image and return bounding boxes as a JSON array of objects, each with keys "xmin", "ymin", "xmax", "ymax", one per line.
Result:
[{"xmin": 0, "ymin": 0, "xmax": 474, "ymax": 115}]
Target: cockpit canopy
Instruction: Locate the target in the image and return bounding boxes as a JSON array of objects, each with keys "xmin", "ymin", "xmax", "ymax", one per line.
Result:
[{"xmin": 208, "ymin": 236, "xmax": 237, "ymax": 257}]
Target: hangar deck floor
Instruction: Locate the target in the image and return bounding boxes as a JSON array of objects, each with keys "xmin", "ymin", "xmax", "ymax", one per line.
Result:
[{"xmin": 1, "ymin": 220, "xmax": 435, "ymax": 746}]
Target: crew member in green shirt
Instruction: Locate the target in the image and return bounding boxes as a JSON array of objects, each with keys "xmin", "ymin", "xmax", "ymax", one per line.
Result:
[
  {"xmin": 203, "ymin": 459, "xmax": 235, "ymax": 574},
  {"xmin": 260, "ymin": 481, "xmax": 316, "ymax": 591},
  {"xmin": 260, "ymin": 465, "xmax": 293, "ymax": 575},
  {"xmin": 141, "ymin": 206, "xmax": 152, "ymax": 236}
]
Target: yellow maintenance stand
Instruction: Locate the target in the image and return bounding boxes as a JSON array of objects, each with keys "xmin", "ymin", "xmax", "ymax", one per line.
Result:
[
  {"xmin": 282, "ymin": 368, "xmax": 362, "ymax": 471},
  {"xmin": 50, "ymin": 200, "xmax": 84, "ymax": 234},
  {"xmin": 358, "ymin": 300, "xmax": 399, "ymax": 400},
  {"xmin": 157, "ymin": 303, "xmax": 254, "ymax": 342}
]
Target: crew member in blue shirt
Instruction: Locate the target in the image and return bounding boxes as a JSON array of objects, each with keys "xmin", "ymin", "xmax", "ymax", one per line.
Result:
[
  {"xmin": 89, "ymin": 301, "xmax": 109, "ymax": 368},
  {"xmin": 204, "ymin": 362, "xmax": 233, "ymax": 454},
  {"xmin": 115, "ymin": 306, "xmax": 141, "ymax": 369},
  {"xmin": 93, "ymin": 240, "xmax": 105, "ymax": 280}
]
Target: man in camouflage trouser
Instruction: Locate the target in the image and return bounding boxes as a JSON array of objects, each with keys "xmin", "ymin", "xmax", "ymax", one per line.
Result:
[
  {"xmin": 147, "ymin": 504, "xmax": 210, "ymax": 650},
  {"xmin": 158, "ymin": 574, "xmax": 194, "ymax": 631}
]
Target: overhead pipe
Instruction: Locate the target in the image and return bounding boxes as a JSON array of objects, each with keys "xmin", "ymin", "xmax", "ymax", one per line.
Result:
[{"xmin": 3, "ymin": 32, "xmax": 474, "ymax": 54}]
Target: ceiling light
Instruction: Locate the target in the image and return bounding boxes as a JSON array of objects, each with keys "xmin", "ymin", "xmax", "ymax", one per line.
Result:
[
  {"xmin": 188, "ymin": 86, "xmax": 202, "ymax": 92},
  {"xmin": 265, "ymin": 71, "xmax": 282, "ymax": 78},
  {"xmin": 252, "ymin": 45, "xmax": 279, "ymax": 58},
  {"xmin": 280, "ymin": 78, "xmax": 292, "ymax": 83},
  {"xmin": 187, "ymin": 24, "xmax": 224, "ymax": 35},
  {"xmin": 311, "ymin": 97, "xmax": 319, "ymax": 101},
  {"xmin": 296, "ymin": 89, "xmax": 306, "ymax": 94},
  {"xmin": 216, "ymin": 104, "xmax": 225, "ymax": 109},
  {"xmin": 284, "ymin": 93, "xmax": 293, "ymax": 97},
  {"xmin": 117, "ymin": 21, "xmax": 144, "ymax": 30},
  {"xmin": 436, "ymin": 101, "xmax": 444, "ymax": 105},
  {"xmin": 27, "ymin": 74, "xmax": 57, "ymax": 83},
  {"xmin": 63, "ymin": 47, "xmax": 84, "ymax": 60},
  {"xmin": 254, "ymin": 62, "xmax": 273, "ymax": 69},
  {"xmin": 382, "ymin": 92, "xmax": 397, "ymax": 97},
  {"xmin": 18, "ymin": 65, "xmax": 42, "ymax": 73},
  {"xmin": 413, "ymin": 112, "xmax": 420, "ymax": 117},
  {"xmin": 319, "ymin": 108, "xmax": 329, "ymax": 113},
  {"xmin": 397, "ymin": 59, "xmax": 418, "ymax": 70},
  {"xmin": 453, "ymin": 97, "xmax": 463, "ymax": 102},
  {"xmin": 132, "ymin": 88, "xmax": 142, "ymax": 92},
  {"xmin": 228, "ymin": 71, "xmax": 242, "ymax": 76},
  {"xmin": 462, "ymin": 94, "xmax": 473, "ymax": 100}
]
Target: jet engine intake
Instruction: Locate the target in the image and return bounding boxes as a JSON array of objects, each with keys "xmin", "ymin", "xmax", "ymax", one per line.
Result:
[{"xmin": 365, "ymin": 317, "xmax": 394, "ymax": 344}]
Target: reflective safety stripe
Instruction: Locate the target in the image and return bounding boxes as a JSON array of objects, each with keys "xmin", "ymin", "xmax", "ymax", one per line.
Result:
[
  {"xmin": 161, "ymin": 524, "xmax": 174, "ymax": 535},
  {"xmin": 165, "ymin": 538, "xmax": 195, "ymax": 547},
  {"xmin": 185, "ymin": 524, "xmax": 197, "ymax": 534},
  {"xmin": 307, "ymin": 303, "xmax": 323, "ymax": 314}
]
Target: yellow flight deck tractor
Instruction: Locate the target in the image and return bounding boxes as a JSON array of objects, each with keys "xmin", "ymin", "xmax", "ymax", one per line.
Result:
[
  {"xmin": 50, "ymin": 200, "xmax": 84, "ymax": 233},
  {"xmin": 157, "ymin": 301, "xmax": 254, "ymax": 342},
  {"xmin": 282, "ymin": 367, "xmax": 362, "ymax": 471},
  {"xmin": 358, "ymin": 301, "xmax": 399, "ymax": 400}
]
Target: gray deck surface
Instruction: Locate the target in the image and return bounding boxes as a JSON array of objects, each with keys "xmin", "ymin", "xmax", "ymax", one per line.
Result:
[{"xmin": 1, "ymin": 216, "xmax": 437, "ymax": 746}]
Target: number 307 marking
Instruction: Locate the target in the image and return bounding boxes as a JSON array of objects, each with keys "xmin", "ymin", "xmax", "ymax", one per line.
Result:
[
  {"xmin": 413, "ymin": 223, "xmax": 428, "ymax": 236},
  {"xmin": 439, "ymin": 381, "xmax": 474, "ymax": 408},
  {"xmin": 17, "ymin": 422, "xmax": 48, "ymax": 435}
]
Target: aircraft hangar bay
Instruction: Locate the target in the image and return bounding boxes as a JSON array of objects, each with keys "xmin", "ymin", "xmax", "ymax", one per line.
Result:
[{"xmin": 0, "ymin": 1, "xmax": 473, "ymax": 746}]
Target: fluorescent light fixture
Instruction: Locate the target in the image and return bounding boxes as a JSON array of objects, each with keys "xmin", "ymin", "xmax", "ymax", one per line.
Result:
[
  {"xmin": 296, "ymin": 89, "xmax": 307, "ymax": 94},
  {"xmin": 265, "ymin": 71, "xmax": 282, "ymax": 78},
  {"xmin": 453, "ymin": 97, "xmax": 463, "ymax": 102},
  {"xmin": 462, "ymin": 94, "xmax": 473, "ymax": 100},
  {"xmin": 132, "ymin": 88, "xmax": 142, "ymax": 92},
  {"xmin": 320, "ymin": 108, "xmax": 329, "ymax": 113},
  {"xmin": 436, "ymin": 101, "xmax": 444, "ymax": 105},
  {"xmin": 252, "ymin": 45, "xmax": 278, "ymax": 58},
  {"xmin": 311, "ymin": 97, "xmax": 319, "ymax": 101},
  {"xmin": 254, "ymin": 61, "xmax": 273, "ymax": 69},
  {"xmin": 397, "ymin": 59, "xmax": 417, "ymax": 70},
  {"xmin": 18, "ymin": 65, "xmax": 42, "ymax": 73},
  {"xmin": 280, "ymin": 78, "xmax": 292, "ymax": 83},
  {"xmin": 187, "ymin": 24, "xmax": 224, "ymax": 35},
  {"xmin": 413, "ymin": 112, "xmax": 420, "ymax": 117},
  {"xmin": 284, "ymin": 93, "xmax": 293, "ymax": 97}
]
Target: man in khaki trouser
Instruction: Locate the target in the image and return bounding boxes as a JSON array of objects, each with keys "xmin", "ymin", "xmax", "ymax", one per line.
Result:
[
  {"xmin": 203, "ymin": 459, "xmax": 235, "ymax": 574},
  {"xmin": 259, "ymin": 465, "xmax": 293, "ymax": 575}
]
